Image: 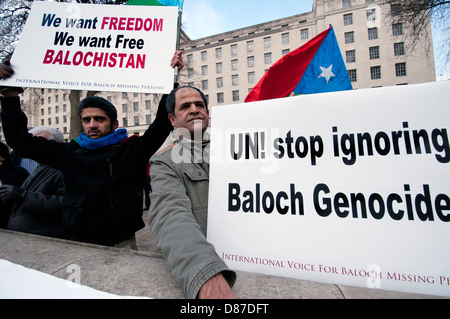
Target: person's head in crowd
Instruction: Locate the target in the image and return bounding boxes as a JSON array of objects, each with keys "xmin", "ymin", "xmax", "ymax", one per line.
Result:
[
  {"xmin": 29, "ymin": 126, "xmax": 65, "ymax": 143},
  {"xmin": 78, "ymin": 96, "xmax": 119, "ymax": 140},
  {"xmin": 166, "ymin": 86, "xmax": 209, "ymax": 140}
]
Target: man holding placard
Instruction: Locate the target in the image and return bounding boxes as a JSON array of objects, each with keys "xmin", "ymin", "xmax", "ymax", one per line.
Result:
[
  {"xmin": 149, "ymin": 86, "xmax": 237, "ymax": 299},
  {"xmin": 0, "ymin": 51, "xmax": 184, "ymax": 248}
]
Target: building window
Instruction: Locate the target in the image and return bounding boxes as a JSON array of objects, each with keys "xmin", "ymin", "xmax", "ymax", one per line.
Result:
[
  {"xmin": 201, "ymin": 51, "xmax": 207, "ymax": 61},
  {"xmin": 217, "ymin": 92, "xmax": 224, "ymax": 104},
  {"xmin": 395, "ymin": 63, "xmax": 407, "ymax": 76},
  {"xmin": 187, "ymin": 54, "xmax": 194, "ymax": 64},
  {"xmin": 122, "ymin": 103, "xmax": 127, "ymax": 113},
  {"xmin": 264, "ymin": 37, "xmax": 271, "ymax": 49},
  {"xmin": 232, "ymin": 90, "xmax": 240, "ymax": 102},
  {"xmin": 366, "ymin": 9, "xmax": 376, "ymax": 22},
  {"xmin": 202, "ymin": 65, "xmax": 208, "ymax": 76},
  {"xmin": 216, "ymin": 47, "xmax": 222, "ymax": 58},
  {"xmin": 232, "ymin": 74, "xmax": 239, "ymax": 86},
  {"xmin": 216, "ymin": 77, "xmax": 223, "ymax": 88},
  {"xmin": 371, "ymin": 66, "xmax": 381, "ymax": 80},
  {"xmin": 247, "ymin": 40, "xmax": 254, "ymax": 52},
  {"xmin": 393, "ymin": 23, "xmax": 403, "ymax": 36},
  {"xmin": 216, "ymin": 62, "xmax": 222, "ymax": 73},
  {"xmin": 391, "ymin": 4, "xmax": 401, "ymax": 17},
  {"xmin": 231, "ymin": 59, "xmax": 238, "ymax": 71},
  {"xmin": 134, "ymin": 116, "xmax": 139, "ymax": 126},
  {"xmin": 264, "ymin": 52, "xmax": 272, "ymax": 64},
  {"xmin": 247, "ymin": 56, "xmax": 255, "ymax": 67},
  {"xmin": 282, "ymin": 49, "xmax": 290, "ymax": 56},
  {"xmin": 231, "ymin": 44, "xmax": 238, "ymax": 55},
  {"xmin": 188, "ymin": 68, "xmax": 194, "ymax": 78},
  {"xmin": 369, "ymin": 46, "xmax": 380, "ymax": 60},
  {"xmin": 346, "ymin": 50, "xmax": 356, "ymax": 63},
  {"xmin": 344, "ymin": 13, "xmax": 353, "ymax": 26},
  {"xmin": 202, "ymin": 80, "xmax": 208, "ymax": 91},
  {"xmin": 282, "ymin": 33, "xmax": 290, "ymax": 44},
  {"xmin": 345, "ymin": 31, "xmax": 354, "ymax": 44},
  {"xmin": 248, "ymin": 71, "xmax": 255, "ymax": 84},
  {"xmin": 133, "ymin": 102, "xmax": 139, "ymax": 112},
  {"xmin": 300, "ymin": 28, "xmax": 309, "ymax": 40},
  {"xmin": 394, "ymin": 42, "xmax": 405, "ymax": 56},
  {"xmin": 342, "ymin": 0, "xmax": 351, "ymax": 8},
  {"xmin": 368, "ymin": 27, "xmax": 378, "ymax": 40},
  {"xmin": 348, "ymin": 69, "xmax": 357, "ymax": 82},
  {"xmin": 146, "ymin": 115, "xmax": 151, "ymax": 125}
]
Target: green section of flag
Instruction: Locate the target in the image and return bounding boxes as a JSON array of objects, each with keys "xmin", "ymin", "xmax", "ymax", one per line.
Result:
[
  {"xmin": 127, "ymin": 0, "xmax": 184, "ymax": 9},
  {"xmin": 127, "ymin": 0, "xmax": 163, "ymax": 6}
]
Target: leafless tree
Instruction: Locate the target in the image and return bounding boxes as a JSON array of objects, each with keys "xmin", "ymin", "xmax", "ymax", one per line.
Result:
[{"xmin": 383, "ymin": 0, "xmax": 449, "ymax": 65}]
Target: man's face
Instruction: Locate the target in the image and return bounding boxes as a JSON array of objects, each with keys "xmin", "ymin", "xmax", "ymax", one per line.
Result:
[
  {"xmin": 169, "ymin": 88, "xmax": 209, "ymax": 140},
  {"xmin": 81, "ymin": 108, "xmax": 118, "ymax": 139}
]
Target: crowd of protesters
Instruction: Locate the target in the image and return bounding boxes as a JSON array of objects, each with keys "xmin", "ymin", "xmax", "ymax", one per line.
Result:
[{"xmin": 0, "ymin": 51, "xmax": 237, "ymax": 298}]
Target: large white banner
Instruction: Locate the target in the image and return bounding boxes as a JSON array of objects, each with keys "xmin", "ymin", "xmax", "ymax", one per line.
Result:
[
  {"xmin": 2, "ymin": 2, "xmax": 178, "ymax": 94},
  {"xmin": 208, "ymin": 81, "xmax": 450, "ymax": 297}
]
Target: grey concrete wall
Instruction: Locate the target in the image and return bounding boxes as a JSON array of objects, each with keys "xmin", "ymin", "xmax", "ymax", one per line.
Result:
[{"xmin": 0, "ymin": 230, "xmax": 440, "ymax": 299}]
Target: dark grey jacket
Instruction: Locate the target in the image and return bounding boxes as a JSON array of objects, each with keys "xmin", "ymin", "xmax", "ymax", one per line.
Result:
[{"xmin": 8, "ymin": 164, "xmax": 65, "ymax": 238}]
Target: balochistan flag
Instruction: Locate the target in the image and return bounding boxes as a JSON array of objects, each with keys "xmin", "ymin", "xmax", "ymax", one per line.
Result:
[
  {"xmin": 127, "ymin": 0, "xmax": 184, "ymax": 10},
  {"xmin": 245, "ymin": 25, "xmax": 352, "ymax": 103}
]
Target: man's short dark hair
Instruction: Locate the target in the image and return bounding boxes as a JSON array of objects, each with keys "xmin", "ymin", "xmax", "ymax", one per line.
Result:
[
  {"xmin": 78, "ymin": 96, "xmax": 118, "ymax": 123},
  {"xmin": 166, "ymin": 86, "xmax": 209, "ymax": 116}
]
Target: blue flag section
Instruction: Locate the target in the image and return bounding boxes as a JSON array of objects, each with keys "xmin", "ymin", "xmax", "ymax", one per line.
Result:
[{"xmin": 293, "ymin": 26, "xmax": 353, "ymax": 95}]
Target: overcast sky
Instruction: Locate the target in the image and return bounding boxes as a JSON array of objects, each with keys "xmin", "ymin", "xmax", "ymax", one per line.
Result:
[{"xmin": 182, "ymin": 0, "xmax": 314, "ymax": 39}]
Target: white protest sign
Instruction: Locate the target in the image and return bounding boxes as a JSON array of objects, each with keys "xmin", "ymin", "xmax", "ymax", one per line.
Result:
[
  {"xmin": 2, "ymin": 2, "xmax": 178, "ymax": 94},
  {"xmin": 207, "ymin": 81, "xmax": 450, "ymax": 297}
]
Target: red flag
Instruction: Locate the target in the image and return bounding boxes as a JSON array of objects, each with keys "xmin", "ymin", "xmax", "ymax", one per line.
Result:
[{"xmin": 245, "ymin": 27, "xmax": 330, "ymax": 103}]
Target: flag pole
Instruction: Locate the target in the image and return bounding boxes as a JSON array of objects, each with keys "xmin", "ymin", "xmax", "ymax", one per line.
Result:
[{"xmin": 174, "ymin": 8, "xmax": 182, "ymax": 85}]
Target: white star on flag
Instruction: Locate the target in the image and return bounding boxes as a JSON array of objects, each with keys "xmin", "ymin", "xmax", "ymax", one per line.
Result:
[{"xmin": 318, "ymin": 64, "xmax": 335, "ymax": 84}]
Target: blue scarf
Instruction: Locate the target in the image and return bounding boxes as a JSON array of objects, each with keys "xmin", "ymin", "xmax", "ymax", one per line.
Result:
[{"xmin": 76, "ymin": 129, "xmax": 129, "ymax": 150}]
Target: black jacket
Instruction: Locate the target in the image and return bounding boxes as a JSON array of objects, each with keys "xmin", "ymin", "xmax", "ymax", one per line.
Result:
[
  {"xmin": 8, "ymin": 165, "xmax": 65, "ymax": 238},
  {"xmin": 1, "ymin": 96, "xmax": 172, "ymax": 246},
  {"xmin": 0, "ymin": 162, "xmax": 29, "ymax": 228}
]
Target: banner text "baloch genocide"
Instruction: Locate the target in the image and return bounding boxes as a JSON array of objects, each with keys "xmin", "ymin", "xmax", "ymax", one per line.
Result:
[{"xmin": 41, "ymin": 14, "xmax": 165, "ymax": 69}]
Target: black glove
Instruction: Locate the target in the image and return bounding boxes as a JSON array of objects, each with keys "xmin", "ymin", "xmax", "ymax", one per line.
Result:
[{"xmin": 0, "ymin": 185, "xmax": 26, "ymax": 203}]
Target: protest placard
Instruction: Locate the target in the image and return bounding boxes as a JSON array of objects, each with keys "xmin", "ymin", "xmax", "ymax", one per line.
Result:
[
  {"xmin": 207, "ymin": 81, "xmax": 450, "ymax": 297},
  {"xmin": 2, "ymin": 2, "xmax": 178, "ymax": 94}
]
